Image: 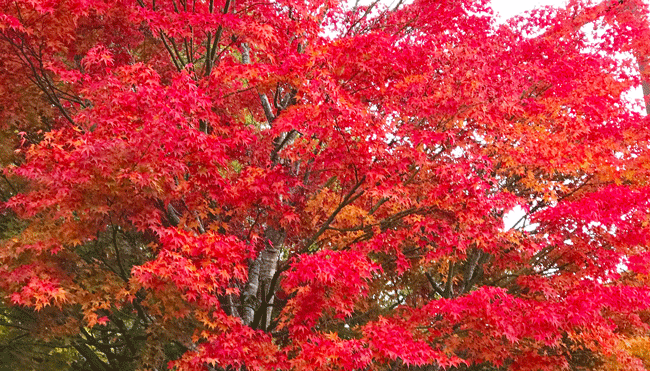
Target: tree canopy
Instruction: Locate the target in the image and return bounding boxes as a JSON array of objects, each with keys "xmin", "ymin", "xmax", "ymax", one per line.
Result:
[{"xmin": 2, "ymin": 0, "xmax": 650, "ymax": 370}]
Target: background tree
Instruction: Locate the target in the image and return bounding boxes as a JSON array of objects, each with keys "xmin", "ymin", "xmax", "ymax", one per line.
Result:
[{"xmin": 1, "ymin": 0, "xmax": 650, "ymax": 370}]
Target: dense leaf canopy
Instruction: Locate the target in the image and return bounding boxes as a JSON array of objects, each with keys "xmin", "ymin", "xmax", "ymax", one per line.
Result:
[{"xmin": 2, "ymin": 0, "xmax": 650, "ymax": 370}]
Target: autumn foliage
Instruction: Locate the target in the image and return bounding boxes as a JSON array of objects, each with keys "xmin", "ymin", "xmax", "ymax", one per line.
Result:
[{"xmin": 2, "ymin": 0, "xmax": 650, "ymax": 369}]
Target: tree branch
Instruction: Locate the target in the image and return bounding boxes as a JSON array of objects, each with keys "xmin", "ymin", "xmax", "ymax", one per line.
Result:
[
  {"xmin": 425, "ymin": 272, "xmax": 445, "ymax": 297},
  {"xmin": 303, "ymin": 176, "xmax": 366, "ymax": 249}
]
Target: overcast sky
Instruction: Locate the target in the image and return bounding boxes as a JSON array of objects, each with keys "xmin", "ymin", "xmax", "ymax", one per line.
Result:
[{"xmin": 490, "ymin": 0, "xmax": 569, "ymax": 20}]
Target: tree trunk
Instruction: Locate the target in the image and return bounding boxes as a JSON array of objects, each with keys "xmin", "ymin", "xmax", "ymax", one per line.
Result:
[
  {"xmin": 638, "ymin": 56, "xmax": 650, "ymax": 114},
  {"xmin": 240, "ymin": 227, "xmax": 284, "ymax": 327}
]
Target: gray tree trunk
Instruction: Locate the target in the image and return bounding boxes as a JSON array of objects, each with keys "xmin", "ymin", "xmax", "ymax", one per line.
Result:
[{"xmin": 240, "ymin": 227, "xmax": 284, "ymax": 327}]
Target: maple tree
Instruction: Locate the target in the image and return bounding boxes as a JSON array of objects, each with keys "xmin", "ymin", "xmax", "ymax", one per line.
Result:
[{"xmin": 2, "ymin": 0, "xmax": 650, "ymax": 369}]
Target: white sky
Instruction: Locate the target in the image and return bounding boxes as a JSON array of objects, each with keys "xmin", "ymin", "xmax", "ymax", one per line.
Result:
[{"xmin": 490, "ymin": 0, "xmax": 568, "ymax": 20}]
